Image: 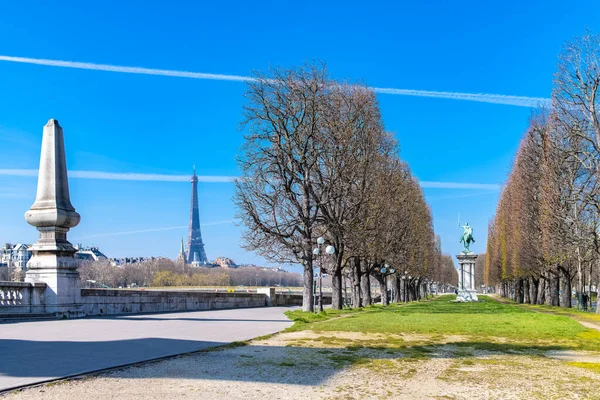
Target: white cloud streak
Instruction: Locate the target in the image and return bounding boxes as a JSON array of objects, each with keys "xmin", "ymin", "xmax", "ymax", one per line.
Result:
[
  {"xmin": 74, "ymin": 220, "xmax": 235, "ymax": 240},
  {"xmin": 420, "ymin": 181, "xmax": 501, "ymax": 190},
  {"xmin": 426, "ymin": 190, "xmax": 499, "ymax": 201},
  {"xmin": 0, "ymin": 169, "xmax": 501, "ymax": 190},
  {"xmin": 0, "ymin": 169, "xmax": 236, "ymax": 182},
  {"xmin": 371, "ymin": 87, "xmax": 550, "ymax": 108},
  {"xmin": 0, "ymin": 55, "xmax": 254, "ymax": 82},
  {"xmin": 0, "ymin": 55, "xmax": 550, "ymax": 108}
]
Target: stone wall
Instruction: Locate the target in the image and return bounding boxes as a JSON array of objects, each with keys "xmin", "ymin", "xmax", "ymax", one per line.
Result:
[
  {"xmin": 274, "ymin": 293, "xmax": 303, "ymax": 306},
  {"xmin": 273, "ymin": 292, "xmax": 331, "ymax": 306},
  {"xmin": 80, "ymin": 288, "xmax": 268, "ymax": 316},
  {"xmin": 0, "ymin": 284, "xmax": 308, "ymax": 318}
]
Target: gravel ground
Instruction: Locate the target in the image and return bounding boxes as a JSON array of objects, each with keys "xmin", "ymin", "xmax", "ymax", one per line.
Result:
[{"xmin": 4, "ymin": 331, "xmax": 600, "ymax": 400}]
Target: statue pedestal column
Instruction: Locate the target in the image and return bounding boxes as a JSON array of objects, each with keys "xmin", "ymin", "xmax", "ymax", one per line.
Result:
[{"xmin": 456, "ymin": 253, "xmax": 478, "ymax": 302}]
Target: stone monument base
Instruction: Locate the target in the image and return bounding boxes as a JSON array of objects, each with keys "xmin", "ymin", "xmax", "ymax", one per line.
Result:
[
  {"xmin": 25, "ymin": 261, "xmax": 83, "ymax": 316},
  {"xmin": 456, "ymin": 289, "xmax": 478, "ymax": 302}
]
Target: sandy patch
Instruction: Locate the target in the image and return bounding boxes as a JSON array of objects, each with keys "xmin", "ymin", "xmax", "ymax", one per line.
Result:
[{"xmin": 5, "ymin": 331, "xmax": 600, "ymax": 400}]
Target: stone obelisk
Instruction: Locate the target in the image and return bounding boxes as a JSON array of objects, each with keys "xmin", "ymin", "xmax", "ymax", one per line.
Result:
[{"xmin": 25, "ymin": 119, "xmax": 81, "ymax": 314}]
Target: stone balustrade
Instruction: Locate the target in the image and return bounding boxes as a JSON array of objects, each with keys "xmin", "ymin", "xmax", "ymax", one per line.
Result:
[{"xmin": 0, "ymin": 281, "xmax": 47, "ymax": 314}]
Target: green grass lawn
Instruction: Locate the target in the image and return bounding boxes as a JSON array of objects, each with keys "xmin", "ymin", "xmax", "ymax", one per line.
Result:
[
  {"xmin": 519, "ymin": 302, "xmax": 600, "ymax": 323},
  {"xmin": 285, "ymin": 295, "xmax": 600, "ymax": 351}
]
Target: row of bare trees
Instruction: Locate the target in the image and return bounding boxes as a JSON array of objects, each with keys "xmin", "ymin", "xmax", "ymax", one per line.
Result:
[
  {"xmin": 234, "ymin": 63, "xmax": 457, "ymax": 311},
  {"xmin": 78, "ymin": 259, "xmax": 302, "ymax": 288},
  {"xmin": 486, "ymin": 32, "xmax": 600, "ymax": 312}
]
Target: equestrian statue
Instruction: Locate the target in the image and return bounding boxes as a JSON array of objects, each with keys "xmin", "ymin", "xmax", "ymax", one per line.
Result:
[{"xmin": 459, "ymin": 221, "xmax": 475, "ymax": 254}]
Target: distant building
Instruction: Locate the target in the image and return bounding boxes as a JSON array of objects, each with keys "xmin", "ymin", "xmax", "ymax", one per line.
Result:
[
  {"xmin": 215, "ymin": 257, "xmax": 238, "ymax": 269},
  {"xmin": 1, "ymin": 243, "xmax": 33, "ymax": 272},
  {"xmin": 237, "ymin": 263, "xmax": 287, "ymax": 273},
  {"xmin": 177, "ymin": 238, "xmax": 186, "ymax": 264},
  {"xmin": 109, "ymin": 256, "xmax": 167, "ymax": 267},
  {"xmin": 0, "ymin": 262, "xmax": 8, "ymax": 280},
  {"xmin": 74, "ymin": 245, "xmax": 108, "ymax": 262}
]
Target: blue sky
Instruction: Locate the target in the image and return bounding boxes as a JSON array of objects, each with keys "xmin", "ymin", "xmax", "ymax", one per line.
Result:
[{"xmin": 1, "ymin": 1, "xmax": 599, "ymax": 271}]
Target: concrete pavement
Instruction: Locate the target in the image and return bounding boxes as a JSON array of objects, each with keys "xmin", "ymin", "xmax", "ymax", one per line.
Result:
[{"xmin": 0, "ymin": 306, "xmax": 295, "ymax": 392}]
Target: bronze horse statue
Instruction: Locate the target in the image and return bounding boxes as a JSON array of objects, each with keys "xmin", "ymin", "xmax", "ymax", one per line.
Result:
[{"xmin": 459, "ymin": 222, "xmax": 475, "ymax": 253}]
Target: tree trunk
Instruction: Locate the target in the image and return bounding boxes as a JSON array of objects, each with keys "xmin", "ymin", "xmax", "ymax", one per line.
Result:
[
  {"xmin": 409, "ymin": 281, "xmax": 416, "ymax": 301},
  {"xmin": 360, "ymin": 266, "xmax": 372, "ymax": 307},
  {"xmin": 516, "ymin": 279, "xmax": 524, "ymax": 303},
  {"xmin": 588, "ymin": 261, "xmax": 593, "ymax": 301},
  {"xmin": 350, "ymin": 259, "xmax": 361, "ymax": 308},
  {"xmin": 559, "ymin": 267, "xmax": 571, "ymax": 308},
  {"xmin": 302, "ymin": 260, "xmax": 314, "ymax": 312},
  {"xmin": 374, "ymin": 275, "xmax": 389, "ymax": 305},
  {"xmin": 523, "ymin": 279, "xmax": 530, "ymax": 304},
  {"xmin": 400, "ymin": 277, "xmax": 406, "ymax": 302},
  {"xmin": 596, "ymin": 259, "xmax": 600, "ymax": 314},
  {"xmin": 537, "ymin": 277, "xmax": 546, "ymax": 305},
  {"xmin": 530, "ymin": 277, "xmax": 538, "ymax": 304},
  {"xmin": 392, "ymin": 276, "xmax": 401, "ymax": 303},
  {"xmin": 596, "ymin": 281, "xmax": 600, "ymax": 314},
  {"xmin": 544, "ymin": 275, "xmax": 552, "ymax": 305},
  {"xmin": 548, "ymin": 271, "xmax": 559, "ymax": 307},
  {"xmin": 331, "ymin": 267, "xmax": 343, "ymax": 309},
  {"xmin": 576, "ymin": 246, "xmax": 583, "ymax": 294},
  {"xmin": 588, "ymin": 261, "xmax": 593, "ymax": 300}
]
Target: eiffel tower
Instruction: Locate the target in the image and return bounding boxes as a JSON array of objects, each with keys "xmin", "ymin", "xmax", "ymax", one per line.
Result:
[{"xmin": 185, "ymin": 166, "xmax": 208, "ymax": 264}]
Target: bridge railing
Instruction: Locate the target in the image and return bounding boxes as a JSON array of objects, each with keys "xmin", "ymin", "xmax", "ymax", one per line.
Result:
[{"xmin": 0, "ymin": 281, "xmax": 46, "ymax": 314}]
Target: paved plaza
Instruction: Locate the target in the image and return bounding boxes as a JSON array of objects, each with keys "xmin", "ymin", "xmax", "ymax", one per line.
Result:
[{"xmin": 0, "ymin": 306, "xmax": 294, "ymax": 392}]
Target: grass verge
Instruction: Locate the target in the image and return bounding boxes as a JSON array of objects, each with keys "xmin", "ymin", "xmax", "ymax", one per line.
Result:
[{"xmin": 285, "ymin": 295, "xmax": 600, "ymax": 351}]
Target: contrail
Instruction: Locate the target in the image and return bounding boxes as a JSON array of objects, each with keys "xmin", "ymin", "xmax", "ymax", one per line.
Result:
[
  {"xmin": 0, "ymin": 168, "xmax": 500, "ymax": 189},
  {"xmin": 0, "ymin": 55, "xmax": 254, "ymax": 82},
  {"xmin": 0, "ymin": 55, "xmax": 550, "ymax": 108},
  {"xmin": 372, "ymin": 87, "xmax": 549, "ymax": 108},
  {"xmin": 419, "ymin": 181, "xmax": 501, "ymax": 190},
  {"xmin": 74, "ymin": 220, "xmax": 235, "ymax": 240},
  {"xmin": 427, "ymin": 190, "xmax": 499, "ymax": 201},
  {"xmin": 0, "ymin": 169, "xmax": 236, "ymax": 182}
]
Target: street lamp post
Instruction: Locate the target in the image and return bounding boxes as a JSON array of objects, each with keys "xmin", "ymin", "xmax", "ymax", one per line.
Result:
[
  {"xmin": 314, "ymin": 236, "xmax": 335, "ymax": 313},
  {"xmin": 342, "ymin": 269, "xmax": 348, "ymax": 308},
  {"xmin": 312, "ymin": 268, "xmax": 318, "ymax": 312},
  {"xmin": 379, "ymin": 264, "xmax": 396, "ymax": 304},
  {"xmin": 312, "ymin": 246, "xmax": 322, "ymax": 312}
]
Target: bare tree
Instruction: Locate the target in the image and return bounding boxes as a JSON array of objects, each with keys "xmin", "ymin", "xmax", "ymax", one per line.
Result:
[
  {"xmin": 487, "ymin": 32, "xmax": 600, "ymax": 311},
  {"xmin": 311, "ymin": 83, "xmax": 392, "ymax": 309},
  {"xmin": 234, "ymin": 64, "xmax": 327, "ymax": 311}
]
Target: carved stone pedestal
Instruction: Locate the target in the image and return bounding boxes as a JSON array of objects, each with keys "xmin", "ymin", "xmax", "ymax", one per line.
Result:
[{"xmin": 456, "ymin": 253, "xmax": 478, "ymax": 302}]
